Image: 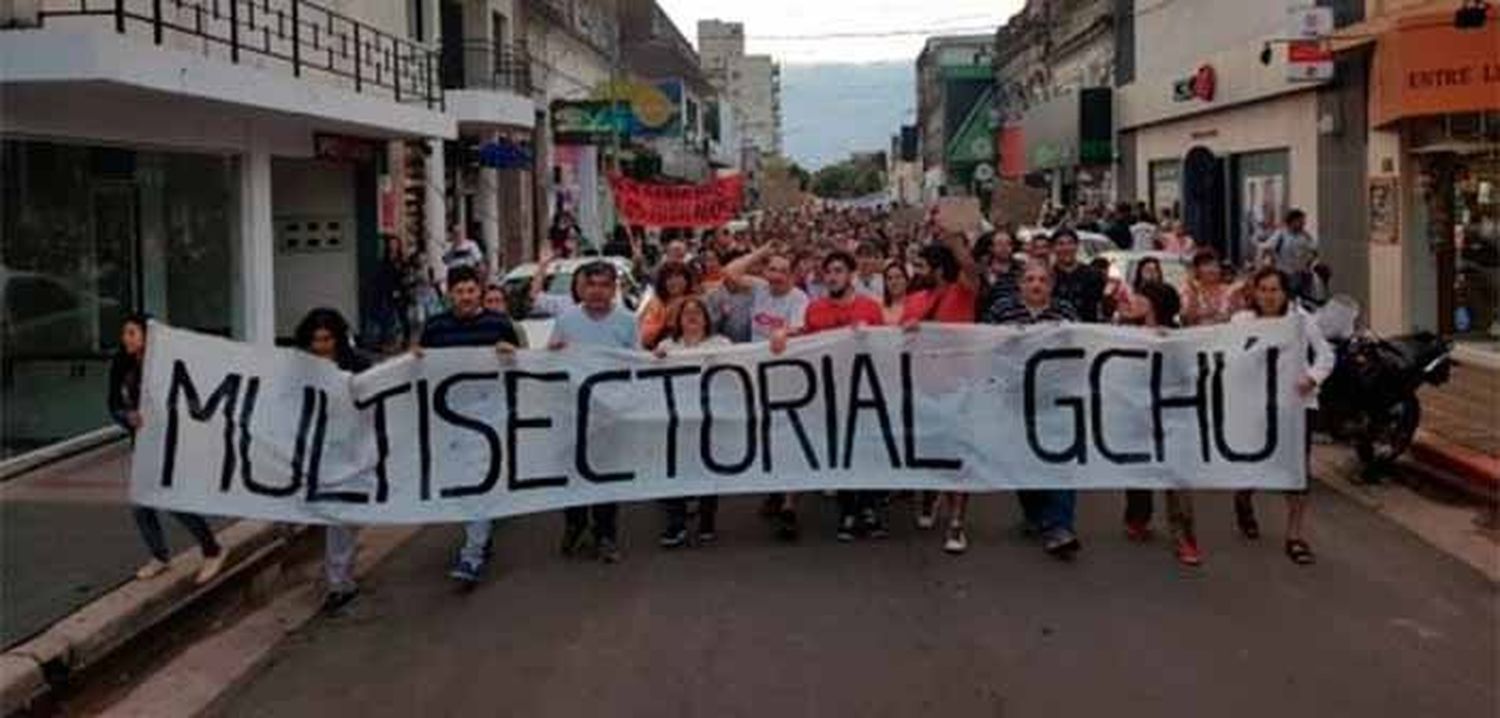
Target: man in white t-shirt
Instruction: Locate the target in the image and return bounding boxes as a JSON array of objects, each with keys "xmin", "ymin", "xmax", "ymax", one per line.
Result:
[
  {"xmin": 721, "ymin": 242, "xmax": 807, "ymax": 540},
  {"xmin": 723, "ymin": 242, "xmax": 807, "ymax": 347}
]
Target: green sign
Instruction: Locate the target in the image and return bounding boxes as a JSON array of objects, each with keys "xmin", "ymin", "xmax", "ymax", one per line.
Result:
[
  {"xmin": 945, "ymin": 86, "xmax": 996, "ymax": 164},
  {"xmin": 551, "ymin": 101, "xmax": 631, "ymax": 144}
]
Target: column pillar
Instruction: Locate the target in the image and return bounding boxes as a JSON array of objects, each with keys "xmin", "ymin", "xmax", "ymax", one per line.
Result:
[
  {"xmin": 480, "ymin": 130, "xmax": 502, "ymax": 276},
  {"xmin": 424, "ymin": 137, "xmax": 447, "ymax": 285},
  {"xmin": 238, "ymin": 124, "xmax": 276, "ymax": 345}
]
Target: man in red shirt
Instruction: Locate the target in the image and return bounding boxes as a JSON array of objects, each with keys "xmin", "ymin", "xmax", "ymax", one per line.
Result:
[
  {"xmin": 899, "ymin": 231, "xmax": 981, "ymax": 554},
  {"xmin": 802, "ymin": 251, "xmax": 887, "ymax": 541}
]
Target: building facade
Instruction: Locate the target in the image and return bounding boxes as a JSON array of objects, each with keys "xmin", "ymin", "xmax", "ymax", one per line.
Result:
[
  {"xmin": 697, "ymin": 19, "xmax": 782, "ymax": 157},
  {"xmin": 915, "ymin": 34, "xmax": 995, "ymax": 200},
  {"xmin": 0, "ymin": 0, "xmax": 454, "ymax": 463}
]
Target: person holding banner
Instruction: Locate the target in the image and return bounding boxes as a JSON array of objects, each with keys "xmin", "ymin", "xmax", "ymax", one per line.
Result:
[
  {"xmin": 1231, "ymin": 267, "xmax": 1334, "ymax": 565},
  {"xmin": 652, "ymin": 297, "xmax": 731, "ymax": 548},
  {"xmin": 109, "ymin": 314, "xmax": 227, "ymax": 584},
  {"xmin": 415, "ymin": 266, "xmax": 522, "ymax": 587},
  {"xmin": 881, "ymin": 261, "xmax": 911, "ymax": 326},
  {"xmin": 986, "ymin": 262, "xmax": 1084, "ymax": 560},
  {"xmin": 803, "ymin": 251, "xmax": 889, "ymax": 542},
  {"xmin": 550, "ymin": 260, "xmax": 639, "ymax": 563},
  {"xmin": 292, "ymin": 308, "xmax": 373, "ymax": 613},
  {"xmin": 722, "ymin": 243, "xmax": 805, "ymax": 541},
  {"xmin": 900, "ymin": 232, "xmax": 980, "ymax": 553}
]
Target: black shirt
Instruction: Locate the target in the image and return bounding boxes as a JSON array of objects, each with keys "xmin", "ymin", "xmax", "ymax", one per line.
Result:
[{"xmin": 1051, "ymin": 263, "xmax": 1105, "ymax": 323}]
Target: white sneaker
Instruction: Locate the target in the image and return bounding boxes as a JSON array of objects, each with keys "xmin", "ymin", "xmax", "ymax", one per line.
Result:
[
  {"xmin": 943, "ymin": 525, "xmax": 969, "ymax": 554},
  {"xmin": 915, "ymin": 512, "xmax": 936, "ymax": 530},
  {"xmin": 195, "ymin": 553, "xmax": 226, "ymax": 585},
  {"xmin": 135, "ymin": 559, "xmax": 168, "ymax": 580}
]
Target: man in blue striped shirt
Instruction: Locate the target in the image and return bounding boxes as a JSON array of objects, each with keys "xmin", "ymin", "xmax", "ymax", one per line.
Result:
[{"xmin": 417, "ymin": 266, "xmax": 521, "ymax": 587}]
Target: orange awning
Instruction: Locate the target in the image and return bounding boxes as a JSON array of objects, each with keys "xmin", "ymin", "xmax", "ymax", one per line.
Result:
[{"xmin": 1367, "ymin": 6, "xmax": 1500, "ymax": 126}]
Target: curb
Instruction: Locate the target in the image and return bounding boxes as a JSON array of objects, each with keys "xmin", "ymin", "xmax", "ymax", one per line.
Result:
[
  {"xmin": 1409, "ymin": 429, "xmax": 1500, "ymax": 503},
  {"xmin": 0, "ymin": 520, "xmax": 292, "ymax": 715}
]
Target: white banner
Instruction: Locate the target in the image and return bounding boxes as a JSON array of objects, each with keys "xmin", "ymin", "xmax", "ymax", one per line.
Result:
[{"xmin": 131, "ymin": 319, "xmax": 1308, "ymax": 524}]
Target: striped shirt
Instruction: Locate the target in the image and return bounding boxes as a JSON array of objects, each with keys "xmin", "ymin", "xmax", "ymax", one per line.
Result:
[{"xmin": 985, "ymin": 300, "xmax": 1077, "ymax": 326}]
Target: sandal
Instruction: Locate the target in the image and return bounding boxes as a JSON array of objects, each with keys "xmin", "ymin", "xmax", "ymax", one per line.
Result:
[{"xmin": 1284, "ymin": 539, "xmax": 1315, "ymax": 565}]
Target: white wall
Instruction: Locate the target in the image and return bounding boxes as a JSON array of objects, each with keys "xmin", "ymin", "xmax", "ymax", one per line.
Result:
[
  {"xmin": 1118, "ymin": 0, "xmax": 1326, "ymax": 131},
  {"xmin": 271, "ymin": 159, "xmax": 358, "ymax": 338},
  {"xmin": 1131, "ymin": 90, "xmax": 1322, "ymax": 237}
]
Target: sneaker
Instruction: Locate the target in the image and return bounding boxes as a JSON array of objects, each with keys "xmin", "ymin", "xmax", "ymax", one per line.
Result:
[
  {"xmin": 697, "ymin": 530, "xmax": 717, "ymax": 545},
  {"xmin": 862, "ymin": 508, "xmax": 890, "ymax": 539},
  {"xmin": 1124, "ymin": 521, "xmax": 1153, "ymax": 542},
  {"xmin": 448, "ymin": 557, "xmax": 483, "ymax": 584},
  {"xmin": 659, "ymin": 527, "xmax": 688, "ymax": 549},
  {"xmin": 916, "ymin": 494, "xmax": 938, "ymax": 529},
  {"xmin": 836, "ymin": 515, "xmax": 857, "ymax": 542},
  {"xmin": 943, "ymin": 524, "xmax": 969, "ymax": 554},
  {"xmin": 774, "ymin": 509, "xmax": 800, "ymax": 542},
  {"xmin": 597, "ymin": 538, "xmax": 622, "ymax": 564},
  {"xmin": 1042, "ymin": 529, "xmax": 1082, "ymax": 560},
  {"xmin": 195, "ymin": 553, "xmax": 226, "ymax": 585},
  {"xmin": 1175, "ymin": 537, "xmax": 1204, "ymax": 567},
  {"xmin": 320, "ymin": 588, "xmax": 359, "ymax": 615},
  {"xmin": 135, "ymin": 559, "xmax": 168, "ymax": 580},
  {"xmin": 560, "ymin": 524, "xmax": 588, "ymax": 557}
]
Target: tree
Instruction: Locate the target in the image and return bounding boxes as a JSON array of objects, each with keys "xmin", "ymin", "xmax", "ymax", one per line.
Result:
[{"xmin": 810, "ymin": 157, "xmax": 886, "ymax": 199}]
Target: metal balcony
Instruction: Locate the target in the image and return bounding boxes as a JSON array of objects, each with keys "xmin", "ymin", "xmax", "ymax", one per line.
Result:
[
  {"xmin": 27, "ymin": 0, "xmax": 443, "ymax": 109},
  {"xmin": 441, "ymin": 39, "xmax": 531, "ymax": 95}
]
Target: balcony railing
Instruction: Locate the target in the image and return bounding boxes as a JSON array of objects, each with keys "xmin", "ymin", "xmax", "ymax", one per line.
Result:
[
  {"xmin": 35, "ymin": 0, "xmax": 443, "ymax": 110},
  {"xmin": 442, "ymin": 39, "xmax": 531, "ymax": 95}
]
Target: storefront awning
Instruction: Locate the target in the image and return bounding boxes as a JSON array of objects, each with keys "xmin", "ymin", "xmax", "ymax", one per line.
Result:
[{"xmin": 1341, "ymin": 5, "xmax": 1500, "ymax": 126}]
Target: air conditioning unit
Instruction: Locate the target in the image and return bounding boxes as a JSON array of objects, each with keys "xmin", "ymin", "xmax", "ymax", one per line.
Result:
[{"xmin": 1, "ymin": 0, "xmax": 42, "ymax": 28}]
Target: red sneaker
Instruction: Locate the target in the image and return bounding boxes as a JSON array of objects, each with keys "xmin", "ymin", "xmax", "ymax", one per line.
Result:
[
  {"xmin": 1175, "ymin": 537, "xmax": 1204, "ymax": 567},
  {"xmin": 1124, "ymin": 521, "xmax": 1153, "ymax": 542}
]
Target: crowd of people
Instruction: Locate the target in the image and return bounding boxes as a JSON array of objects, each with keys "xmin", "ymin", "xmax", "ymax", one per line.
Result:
[{"xmin": 108, "ymin": 201, "xmax": 1334, "ymax": 615}]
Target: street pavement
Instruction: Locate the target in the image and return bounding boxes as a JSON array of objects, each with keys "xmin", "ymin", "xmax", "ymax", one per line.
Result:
[{"xmin": 215, "ymin": 484, "xmax": 1497, "ymax": 718}]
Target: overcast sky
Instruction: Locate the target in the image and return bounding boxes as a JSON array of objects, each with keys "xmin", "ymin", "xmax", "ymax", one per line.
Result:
[{"xmin": 656, "ymin": 0, "xmax": 1022, "ymax": 65}]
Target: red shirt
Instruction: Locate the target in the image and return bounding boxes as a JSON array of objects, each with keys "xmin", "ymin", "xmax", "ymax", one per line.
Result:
[
  {"xmin": 900, "ymin": 283, "xmax": 978, "ymax": 324},
  {"xmin": 803, "ymin": 294, "xmax": 886, "ymax": 334}
]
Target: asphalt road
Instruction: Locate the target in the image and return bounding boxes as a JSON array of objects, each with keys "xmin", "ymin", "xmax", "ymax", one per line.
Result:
[{"xmin": 215, "ymin": 487, "xmax": 1497, "ymax": 718}]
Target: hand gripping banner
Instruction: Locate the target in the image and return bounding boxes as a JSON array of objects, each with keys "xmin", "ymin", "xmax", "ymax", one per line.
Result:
[
  {"xmin": 609, "ymin": 173, "xmax": 744, "ymax": 227},
  {"xmin": 131, "ymin": 319, "xmax": 1309, "ymax": 525}
]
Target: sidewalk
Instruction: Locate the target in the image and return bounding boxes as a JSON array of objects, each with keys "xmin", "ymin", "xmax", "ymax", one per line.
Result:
[
  {"xmin": 1415, "ymin": 360, "xmax": 1500, "ymax": 499},
  {"xmin": 0, "ymin": 444, "xmax": 226, "ymax": 649}
]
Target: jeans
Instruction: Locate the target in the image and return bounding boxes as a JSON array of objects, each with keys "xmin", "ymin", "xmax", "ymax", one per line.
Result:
[
  {"xmin": 132, "ymin": 507, "xmax": 220, "ymax": 562},
  {"xmin": 458, "ymin": 520, "xmax": 493, "ymax": 567},
  {"xmin": 1016, "ymin": 490, "xmax": 1076, "ymax": 534},
  {"xmin": 325, "ymin": 525, "xmax": 358, "ymax": 593},
  {"xmin": 565, "ymin": 503, "xmax": 619, "ymax": 542},
  {"xmin": 663, "ymin": 496, "xmax": 719, "ymax": 534}
]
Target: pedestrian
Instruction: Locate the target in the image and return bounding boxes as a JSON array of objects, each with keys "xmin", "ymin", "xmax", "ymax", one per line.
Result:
[
  {"xmin": 415, "ymin": 266, "xmax": 522, "ymax": 587},
  {"xmin": 986, "ymin": 262, "xmax": 1084, "ymax": 560},
  {"xmin": 1026, "ymin": 232, "xmax": 1054, "ymax": 266},
  {"xmin": 881, "ymin": 261, "xmax": 911, "ymax": 326},
  {"xmin": 722, "ymin": 242, "xmax": 804, "ymax": 539},
  {"xmin": 704, "ymin": 250, "xmax": 755, "ymax": 344},
  {"xmin": 293, "ymin": 308, "xmax": 372, "ymax": 612},
  {"xmin": 1049, "ymin": 227, "xmax": 1107, "ymax": 322},
  {"xmin": 900, "ymin": 233, "xmax": 980, "ymax": 553},
  {"xmin": 1115, "ymin": 284, "xmax": 1203, "ymax": 566},
  {"xmin": 854, "ymin": 241, "xmax": 886, "ymax": 299},
  {"xmin": 1129, "ymin": 207, "xmax": 1159, "ymax": 251},
  {"xmin": 1256, "ymin": 208, "xmax": 1319, "ymax": 300},
  {"xmin": 638, "ymin": 261, "xmax": 697, "ymax": 350},
  {"xmin": 442, "ymin": 226, "xmax": 485, "ymax": 277},
  {"xmin": 803, "ymin": 251, "xmax": 889, "ymax": 542},
  {"xmin": 652, "ymin": 296, "xmax": 730, "ymax": 548},
  {"xmin": 109, "ymin": 314, "xmax": 226, "ymax": 584},
  {"xmin": 1181, "ymin": 248, "xmax": 1242, "ymax": 327},
  {"xmin": 549, "ymin": 260, "xmax": 638, "ymax": 563},
  {"xmin": 368, "ymin": 234, "xmax": 412, "ymax": 349},
  {"xmin": 1231, "ymin": 267, "xmax": 1334, "ymax": 565}
]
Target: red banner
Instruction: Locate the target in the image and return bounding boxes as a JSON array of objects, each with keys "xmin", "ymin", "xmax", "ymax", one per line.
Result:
[{"xmin": 610, "ymin": 174, "xmax": 743, "ymax": 227}]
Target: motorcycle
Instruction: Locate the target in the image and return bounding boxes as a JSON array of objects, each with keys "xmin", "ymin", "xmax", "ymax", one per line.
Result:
[{"xmin": 1312, "ymin": 297, "xmax": 1453, "ymax": 475}]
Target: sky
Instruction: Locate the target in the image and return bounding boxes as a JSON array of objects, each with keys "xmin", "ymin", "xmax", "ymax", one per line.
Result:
[{"xmin": 656, "ymin": 0, "xmax": 1022, "ymax": 65}]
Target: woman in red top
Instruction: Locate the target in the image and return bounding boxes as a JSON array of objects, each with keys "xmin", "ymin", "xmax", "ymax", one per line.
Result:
[{"xmin": 899, "ymin": 232, "xmax": 980, "ymax": 554}]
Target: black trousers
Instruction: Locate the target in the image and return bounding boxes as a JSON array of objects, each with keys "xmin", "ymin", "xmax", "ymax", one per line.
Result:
[
  {"xmin": 663, "ymin": 496, "xmax": 719, "ymax": 533},
  {"xmin": 564, "ymin": 503, "xmax": 619, "ymax": 541}
]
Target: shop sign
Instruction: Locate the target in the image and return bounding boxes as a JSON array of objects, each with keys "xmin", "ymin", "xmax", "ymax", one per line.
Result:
[
  {"xmin": 551, "ymin": 100, "xmax": 631, "ymax": 145},
  {"xmin": 1373, "ymin": 11, "xmax": 1500, "ymax": 125},
  {"xmin": 1286, "ymin": 6, "xmax": 1334, "ymax": 83},
  {"xmin": 1172, "ymin": 65, "xmax": 1216, "ymax": 103},
  {"xmin": 314, "ymin": 133, "xmax": 378, "ymax": 164}
]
